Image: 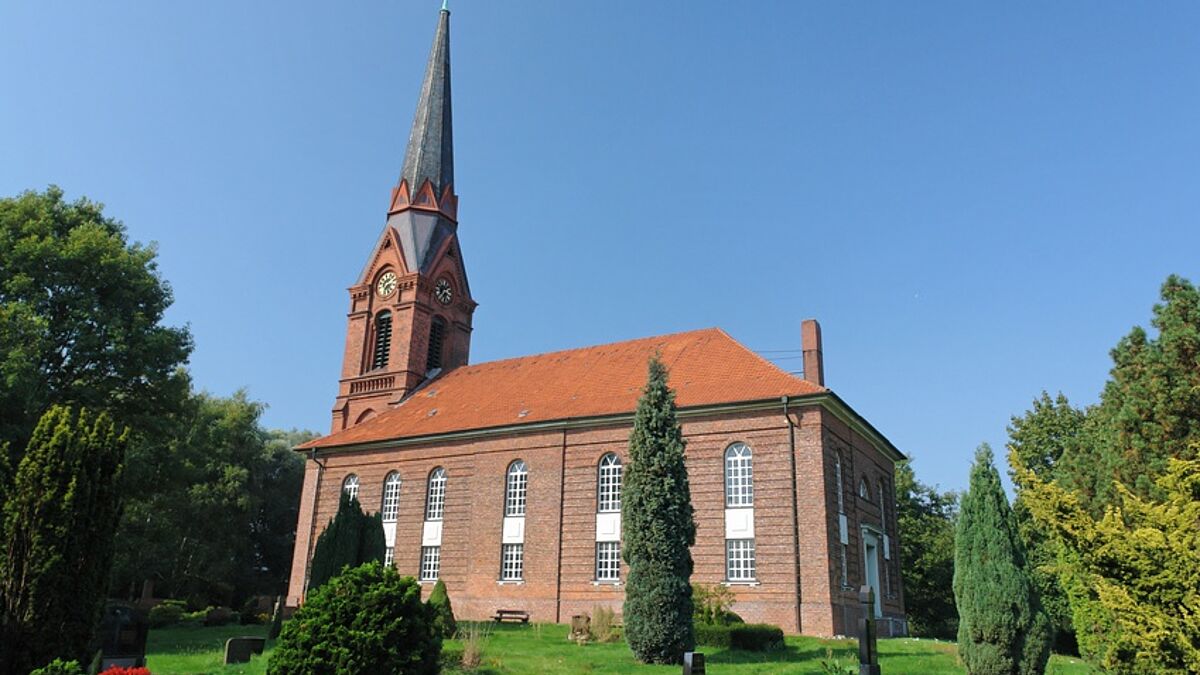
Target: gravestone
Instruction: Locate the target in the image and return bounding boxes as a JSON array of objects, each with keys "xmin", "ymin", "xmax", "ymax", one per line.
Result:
[
  {"xmin": 224, "ymin": 637, "xmax": 267, "ymax": 665},
  {"xmin": 857, "ymin": 585, "xmax": 881, "ymax": 675},
  {"xmin": 683, "ymin": 651, "xmax": 705, "ymax": 675}
]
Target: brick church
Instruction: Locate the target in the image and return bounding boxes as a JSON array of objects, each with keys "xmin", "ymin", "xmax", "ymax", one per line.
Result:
[{"xmin": 287, "ymin": 6, "xmax": 907, "ymax": 638}]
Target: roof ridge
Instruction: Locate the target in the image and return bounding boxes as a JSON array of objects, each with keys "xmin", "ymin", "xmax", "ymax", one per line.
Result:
[{"xmin": 457, "ymin": 326, "xmax": 723, "ymax": 371}]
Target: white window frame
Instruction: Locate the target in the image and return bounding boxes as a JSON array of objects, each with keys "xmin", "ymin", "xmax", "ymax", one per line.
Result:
[
  {"xmin": 420, "ymin": 545, "xmax": 441, "ymax": 581},
  {"xmin": 725, "ymin": 538, "xmax": 757, "ymax": 582},
  {"xmin": 500, "ymin": 543, "xmax": 523, "ymax": 581},
  {"xmin": 384, "ymin": 546, "xmax": 394, "ymax": 567},
  {"xmin": 724, "ymin": 443, "xmax": 754, "ymax": 507},
  {"xmin": 425, "ymin": 467, "xmax": 446, "ymax": 521},
  {"xmin": 505, "ymin": 460, "xmax": 527, "ymax": 517},
  {"xmin": 595, "ymin": 541, "xmax": 620, "ymax": 582},
  {"xmin": 381, "ymin": 471, "xmax": 401, "ymax": 522},
  {"xmin": 342, "ymin": 474, "xmax": 360, "ymax": 502},
  {"xmin": 597, "ymin": 453, "xmax": 622, "ymax": 513}
]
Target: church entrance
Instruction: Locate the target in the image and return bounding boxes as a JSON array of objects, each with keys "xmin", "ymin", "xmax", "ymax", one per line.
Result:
[{"xmin": 862, "ymin": 530, "xmax": 882, "ymax": 618}]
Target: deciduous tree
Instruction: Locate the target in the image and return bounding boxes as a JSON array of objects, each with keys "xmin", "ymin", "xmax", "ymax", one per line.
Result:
[
  {"xmin": 895, "ymin": 459, "xmax": 958, "ymax": 639},
  {"xmin": 0, "ymin": 187, "xmax": 191, "ymax": 458}
]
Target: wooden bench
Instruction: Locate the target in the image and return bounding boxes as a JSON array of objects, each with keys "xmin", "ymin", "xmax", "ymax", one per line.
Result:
[{"xmin": 493, "ymin": 609, "xmax": 530, "ymax": 624}]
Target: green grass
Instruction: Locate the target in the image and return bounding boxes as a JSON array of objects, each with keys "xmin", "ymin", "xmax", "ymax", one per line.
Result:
[{"xmin": 145, "ymin": 622, "xmax": 1093, "ymax": 674}]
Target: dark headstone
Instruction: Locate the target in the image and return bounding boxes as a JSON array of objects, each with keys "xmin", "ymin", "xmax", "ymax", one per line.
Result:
[
  {"xmin": 224, "ymin": 637, "xmax": 267, "ymax": 665},
  {"xmin": 683, "ymin": 651, "xmax": 705, "ymax": 675},
  {"xmin": 95, "ymin": 601, "xmax": 148, "ymax": 669},
  {"xmin": 857, "ymin": 585, "xmax": 881, "ymax": 675}
]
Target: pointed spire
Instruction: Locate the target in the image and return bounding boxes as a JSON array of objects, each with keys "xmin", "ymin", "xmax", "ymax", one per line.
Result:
[{"xmin": 399, "ymin": 7, "xmax": 454, "ymax": 198}]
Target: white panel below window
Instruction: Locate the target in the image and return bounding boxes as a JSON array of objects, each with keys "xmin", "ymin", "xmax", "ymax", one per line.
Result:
[
  {"xmin": 595, "ymin": 512, "xmax": 621, "ymax": 542},
  {"xmin": 839, "ymin": 514, "xmax": 849, "ymax": 545},
  {"xmin": 883, "ymin": 534, "xmax": 890, "ymax": 560},
  {"xmin": 502, "ymin": 516, "xmax": 525, "ymax": 544},
  {"xmin": 422, "ymin": 520, "xmax": 443, "ymax": 547},
  {"xmin": 383, "ymin": 521, "xmax": 396, "ymax": 548},
  {"xmin": 724, "ymin": 508, "xmax": 755, "ymax": 539}
]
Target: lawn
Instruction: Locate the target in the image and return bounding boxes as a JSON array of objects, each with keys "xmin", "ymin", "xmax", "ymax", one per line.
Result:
[{"xmin": 145, "ymin": 623, "xmax": 1093, "ymax": 674}]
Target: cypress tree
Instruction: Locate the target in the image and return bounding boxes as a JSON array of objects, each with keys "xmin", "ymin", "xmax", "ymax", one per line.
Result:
[
  {"xmin": 307, "ymin": 492, "xmax": 385, "ymax": 592},
  {"xmin": 426, "ymin": 579, "xmax": 457, "ymax": 639},
  {"xmin": 954, "ymin": 444, "xmax": 1051, "ymax": 675},
  {"xmin": 622, "ymin": 356, "xmax": 697, "ymax": 664},
  {"xmin": 0, "ymin": 406, "xmax": 128, "ymax": 674}
]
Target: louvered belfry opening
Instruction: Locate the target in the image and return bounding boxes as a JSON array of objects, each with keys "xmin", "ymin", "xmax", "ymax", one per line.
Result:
[
  {"xmin": 426, "ymin": 316, "xmax": 446, "ymax": 372},
  {"xmin": 372, "ymin": 311, "xmax": 393, "ymax": 369}
]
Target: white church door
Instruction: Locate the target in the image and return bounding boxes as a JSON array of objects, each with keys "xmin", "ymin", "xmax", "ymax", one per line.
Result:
[{"xmin": 862, "ymin": 531, "xmax": 883, "ymax": 618}]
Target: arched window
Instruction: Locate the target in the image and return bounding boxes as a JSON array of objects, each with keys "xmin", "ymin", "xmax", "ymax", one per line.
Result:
[
  {"xmin": 505, "ymin": 460, "xmax": 527, "ymax": 516},
  {"xmin": 859, "ymin": 477, "xmax": 870, "ymax": 500},
  {"xmin": 425, "ymin": 467, "xmax": 446, "ymax": 521},
  {"xmin": 426, "ymin": 316, "xmax": 446, "ymax": 372},
  {"xmin": 381, "ymin": 471, "xmax": 401, "ymax": 522},
  {"xmin": 342, "ymin": 474, "xmax": 360, "ymax": 502},
  {"xmin": 372, "ymin": 311, "xmax": 393, "ymax": 369},
  {"xmin": 597, "ymin": 453, "xmax": 623, "ymax": 513},
  {"xmin": 724, "ymin": 442, "xmax": 754, "ymax": 507}
]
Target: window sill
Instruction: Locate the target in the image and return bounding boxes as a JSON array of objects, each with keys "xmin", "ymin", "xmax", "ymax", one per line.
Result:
[
  {"xmin": 721, "ymin": 580, "xmax": 760, "ymax": 587},
  {"xmin": 418, "ymin": 579, "xmax": 439, "ymax": 585},
  {"xmin": 497, "ymin": 580, "xmax": 525, "ymax": 586},
  {"xmin": 591, "ymin": 580, "xmax": 622, "ymax": 587}
]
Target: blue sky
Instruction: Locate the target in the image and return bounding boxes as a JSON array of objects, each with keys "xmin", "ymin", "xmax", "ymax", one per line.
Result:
[{"xmin": 3, "ymin": 2, "xmax": 1197, "ymax": 492}]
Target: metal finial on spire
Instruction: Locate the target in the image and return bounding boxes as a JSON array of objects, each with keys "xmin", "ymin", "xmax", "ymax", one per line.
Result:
[{"xmin": 441, "ymin": 0, "xmax": 448, "ymax": 12}]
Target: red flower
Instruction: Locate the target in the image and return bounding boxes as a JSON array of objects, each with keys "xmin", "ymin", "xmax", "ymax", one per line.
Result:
[{"xmin": 99, "ymin": 667, "xmax": 151, "ymax": 675}]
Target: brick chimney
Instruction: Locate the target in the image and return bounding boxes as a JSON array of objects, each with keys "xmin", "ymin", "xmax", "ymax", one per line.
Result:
[{"xmin": 801, "ymin": 319, "xmax": 824, "ymax": 387}]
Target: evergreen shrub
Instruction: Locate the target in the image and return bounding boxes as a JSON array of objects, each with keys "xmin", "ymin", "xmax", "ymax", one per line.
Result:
[
  {"xmin": 954, "ymin": 444, "xmax": 1051, "ymax": 675},
  {"xmin": 148, "ymin": 600, "xmax": 185, "ymax": 628},
  {"xmin": 694, "ymin": 623, "xmax": 784, "ymax": 651},
  {"xmin": 427, "ymin": 579, "xmax": 457, "ymax": 639},
  {"xmin": 307, "ymin": 493, "xmax": 386, "ymax": 591},
  {"xmin": 622, "ymin": 356, "xmax": 698, "ymax": 664},
  {"xmin": 268, "ymin": 563, "xmax": 440, "ymax": 675}
]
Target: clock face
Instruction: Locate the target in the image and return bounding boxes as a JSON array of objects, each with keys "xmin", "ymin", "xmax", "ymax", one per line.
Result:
[
  {"xmin": 376, "ymin": 272, "xmax": 398, "ymax": 298},
  {"xmin": 434, "ymin": 278, "xmax": 453, "ymax": 305}
]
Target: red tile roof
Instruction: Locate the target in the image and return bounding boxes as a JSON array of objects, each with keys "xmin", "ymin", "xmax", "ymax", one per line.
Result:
[{"xmin": 301, "ymin": 328, "xmax": 825, "ymax": 450}]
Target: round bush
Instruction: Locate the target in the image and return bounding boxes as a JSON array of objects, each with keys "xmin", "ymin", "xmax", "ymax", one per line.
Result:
[{"xmin": 268, "ymin": 563, "xmax": 440, "ymax": 675}]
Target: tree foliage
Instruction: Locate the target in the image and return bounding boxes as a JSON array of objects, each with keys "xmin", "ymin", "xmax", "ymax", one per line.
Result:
[
  {"xmin": 953, "ymin": 444, "xmax": 1051, "ymax": 675},
  {"xmin": 268, "ymin": 563, "xmax": 440, "ymax": 675},
  {"xmin": 0, "ymin": 407, "xmax": 128, "ymax": 674},
  {"xmin": 1007, "ymin": 392, "xmax": 1085, "ymax": 653},
  {"xmin": 1013, "ymin": 453, "xmax": 1200, "ymax": 673},
  {"xmin": 894, "ymin": 459, "xmax": 958, "ymax": 639},
  {"xmin": 622, "ymin": 356, "xmax": 697, "ymax": 665},
  {"xmin": 1007, "ymin": 276, "xmax": 1200, "ymax": 668},
  {"xmin": 111, "ymin": 391, "xmax": 310, "ymax": 606},
  {"xmin": 308, "ymin": 493, "xmax": 386, "ymax": 592},
  {"xmin": 0, "ymin": 187, "xmax": 191, "ymax": 457},
  {"xmin": 1058, "ymin": 274, "xmax": 1200, "ymax": 513}
]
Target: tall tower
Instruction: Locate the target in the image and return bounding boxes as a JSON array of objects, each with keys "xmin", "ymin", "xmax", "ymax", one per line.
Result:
[{"xmin": 331, "ymin": 6, "xmax": 475, "ymax": 432}]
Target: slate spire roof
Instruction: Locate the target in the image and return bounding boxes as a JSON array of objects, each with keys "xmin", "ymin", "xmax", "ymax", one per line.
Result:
[{"xmin": 399, "ymin": 7, "xmax": 454, "ymax": 197}]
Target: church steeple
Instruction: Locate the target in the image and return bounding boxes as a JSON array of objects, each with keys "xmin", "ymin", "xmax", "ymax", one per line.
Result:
[
  {"xmin": 385, "ymin": 7, "xmax": 460, "ymax": 266},
  {"xmin": 331, "ymin": 6, "xmax": 475, "ymax": 433},
  {"xmin": 399, "ymin": 7, "xmax": 454, "ymax": 199}
]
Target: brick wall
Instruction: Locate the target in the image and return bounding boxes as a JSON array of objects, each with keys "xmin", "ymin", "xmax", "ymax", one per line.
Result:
[{"xmin": 286, "ymin": 400, "xmax": 905, "ymax": 637}]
